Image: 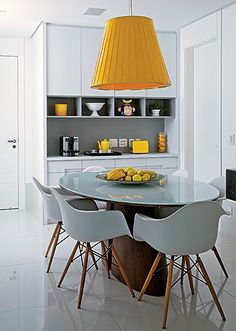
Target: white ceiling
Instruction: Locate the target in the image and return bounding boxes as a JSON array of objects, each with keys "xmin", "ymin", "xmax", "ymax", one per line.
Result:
[{"xmin": 0, "ymin": 0, "xmax": 235, "ymax": 37}]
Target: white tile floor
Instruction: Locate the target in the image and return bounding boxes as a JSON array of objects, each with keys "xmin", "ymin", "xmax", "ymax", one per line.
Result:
[{"xmin": 0, "ymin": 210, "xmax": 236, "ymax": 331}]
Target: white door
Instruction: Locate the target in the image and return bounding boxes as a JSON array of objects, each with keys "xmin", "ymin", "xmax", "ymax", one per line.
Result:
[
  {"xmin": 193, "ymin": 42, "xmax": 221, "ymax": 182},
  {"xmin": 0, "ymin": 56, "xmax": 18, "ymax": 209}
]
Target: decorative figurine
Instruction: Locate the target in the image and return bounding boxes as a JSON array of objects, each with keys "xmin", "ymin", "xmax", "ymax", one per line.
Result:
[{"xmin": 118, "ymin": 99, "xmax": 136, "ymax": 116}]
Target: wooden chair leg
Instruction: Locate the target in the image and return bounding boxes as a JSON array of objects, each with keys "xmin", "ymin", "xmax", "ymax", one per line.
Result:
[
  {"xmin": 77, "ymin": 243, "xmax": 90, "ymax": 309},
  {"xmin": 185, "ymin": 256, "xmax": 194, "ymax": 295},
  {"xmin": 58, "ymin": 241, "xmax": 80, "ymax": 287},
  {"xmin": 111, "ymin": 244, "xmax": 135, "ymax": 297},
  {"xmin": 101, "ymin": 241, "xmax": 110, "ymax": 279},
  {"xmin": 197, "ymin": 255, "xmax": 226, "ymax": 321},
  {"xmin": 180, "ymin": 256, "xmax": 185, "ymax": 285},
  {"xmin": 212, "ymin": 246, "xmax": 228, "ymax": 278},
  {"xmin": 162, "ymin": 256, "xmax": 174, "ymax": 329},
  {"xmin": 46, "ymin": 222, "xmax": 62, "ymax": 273},
  {"xmin": 138, "ymin": 253, "xmax": 162, "ymax": 301},
  {"xmin": 89, "ymin": 247, "xmax": 98, "ymax": 270},
  {"xmin": 45, "ymin": 222, "xmax": 60, "ymax": 258}
]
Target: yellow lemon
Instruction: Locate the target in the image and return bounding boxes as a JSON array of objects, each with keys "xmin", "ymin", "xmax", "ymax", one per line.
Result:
[
  {"xmin": 132, "ymin": 174, "xmax": 142, "ymax": 182},
  {"xmin": 125, "ymin": 176, "xmax": 132, "ymax": 182},
  {"xmin": 137, "ymin": 170, "xmax": 144, "ymax": 176},
  {"xmin": 124, "ymin": 167, "xmax": 134, "ymax": 173},
  {"xmin": 142, "ymin": 174, "xmax": 151, "ymax": 181},
  {"xmin": 127, "ymin": 170, "xmax": 136, "ymax": 177}
]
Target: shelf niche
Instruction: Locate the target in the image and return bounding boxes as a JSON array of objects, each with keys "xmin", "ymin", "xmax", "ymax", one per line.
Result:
[
  {"xmin": 82, "ymin": 97, "xmax": 114, "ymax": 117},
  {"xmin": 47, "ymin": 96, "xmax": 80, "ymax": 116},
  {"xmin": 145, "ymin": 98, "xmax": 175, "ymax": 117}
]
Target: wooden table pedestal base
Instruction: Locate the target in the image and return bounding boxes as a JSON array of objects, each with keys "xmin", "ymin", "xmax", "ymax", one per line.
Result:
[{"xmin": 110, "ymin": 203, "xmax": 168, "ymax": 296}]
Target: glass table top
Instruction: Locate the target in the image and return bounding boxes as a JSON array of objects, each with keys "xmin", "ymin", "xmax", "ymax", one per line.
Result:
[{"xmin": 59, "ymin": 172, "xmax": 220, "ymax": 206}]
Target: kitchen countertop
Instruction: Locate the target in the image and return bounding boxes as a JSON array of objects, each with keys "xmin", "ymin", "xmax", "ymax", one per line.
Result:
[{"xmin": 47, "ymin": 153, "xmax": 178, "ymax": 161}]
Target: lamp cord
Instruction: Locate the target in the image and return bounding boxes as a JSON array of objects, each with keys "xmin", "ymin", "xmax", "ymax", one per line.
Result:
[{"xmin": 129, "ymin": 0, "xmax": 133, "ymax": 16}]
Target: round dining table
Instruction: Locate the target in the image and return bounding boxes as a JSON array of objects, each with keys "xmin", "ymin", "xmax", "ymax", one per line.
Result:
[{"xmin": 59, "ymin": 172, "xmax": 219, "ymax": 296}]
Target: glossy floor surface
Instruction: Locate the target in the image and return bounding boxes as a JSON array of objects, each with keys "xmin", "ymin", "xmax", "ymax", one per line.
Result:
[{"xmin": 0, "ymin": 209, "xmax": 236, "ymax": 331}]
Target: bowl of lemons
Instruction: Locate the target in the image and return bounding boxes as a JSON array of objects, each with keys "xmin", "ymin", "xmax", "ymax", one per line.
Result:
[{"xmin": 96, "ymin": 167, "xmax": 165, "ymax": 184}]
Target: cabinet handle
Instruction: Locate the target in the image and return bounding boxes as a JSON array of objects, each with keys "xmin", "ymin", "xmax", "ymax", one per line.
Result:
[{"xmin": 230, "ymin": 134, "xmax": 235, "ymax": 145}]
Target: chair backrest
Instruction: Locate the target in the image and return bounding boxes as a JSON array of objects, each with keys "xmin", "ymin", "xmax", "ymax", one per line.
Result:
[
  {"xmin": 172, "ymin": 169, "xmax": 189, "ymax": 178},
  {"xmin": 32, "ymin": 177, "xmax": 61, "ymax": 222},
  {"xmin": 82, "ymin": 166, "xmax": 106, "ymax": 172},
  {"xmin": 51, "ymin": 188, "xmax": 132, "ymax": 242},
  {"xmin": 209, "ymin": 176, "xmax": 226, "ymax": 199},
  {"xmin": 134, "ymin": 201, "xmax": 226, "ymax": 256},
  {"xmin": 64, "ymin": 168, "xmax": 81, "ymax": 174}
]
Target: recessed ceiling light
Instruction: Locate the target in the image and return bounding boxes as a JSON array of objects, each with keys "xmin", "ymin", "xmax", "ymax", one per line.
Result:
[{"xmin": 83, "ymin": 8, "xmax": 106, "ymax": 16}]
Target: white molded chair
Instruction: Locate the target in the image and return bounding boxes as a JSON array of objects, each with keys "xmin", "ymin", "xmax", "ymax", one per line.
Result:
[
  {"xmin": 33, "ymin": 177, "xmax": 97, "ymax": 273},
  {"xmin": 51, "ymin": 188, "xmax": 135, "ymax": 309},
  {"xmin": 209, "ymin": 176, "xmax": 226, "ymax": 202},
  {"xmin": 134, "ymin": 201, "xmax": 226, "ymax": 329},
  {"xmin": 208, "ymin": 176, "xmax": 228, "ymax": 277},
  {"xmin": 172, "ymin": 169, "xmax": 189, "ymax": 178},
  {"xmin": 83, "ymin": 166, "xmax": 106, "ymax": 173},
  {"xmin": 65, "ymin": 166, "xmax": 107, "ymax": 210},
  {"xmin": 82, "ymin": 166, "xmax": 107, "ymax": 210},
  {"xmin": 164, "ymin": 171, "xmax": 228, "ymax": 279}
]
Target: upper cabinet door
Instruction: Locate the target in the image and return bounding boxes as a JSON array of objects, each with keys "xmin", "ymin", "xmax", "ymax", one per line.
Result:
[
  {"xmin": 146, "ymin": 32, "xmax": 177, "ymax": 98},
  {"xmin": 222, "ymin": 4, "xmax": 236, "ymax": 172},
  {"xmin": 81, "ymin": 28, "xmax": 114, "ymax": 97},
  {"xmin": 47, "ymin": 25, "xmax": 81, "ymax": 96}
]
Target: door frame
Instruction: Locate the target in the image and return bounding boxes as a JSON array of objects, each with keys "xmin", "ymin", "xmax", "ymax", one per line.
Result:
[
  {"xmin": 179, "ymin": 12, "xmax": 222, "ymax": 176},
  {"xmin": 0, "ymin": 39, "xmax": 26, "ymax": 209}
]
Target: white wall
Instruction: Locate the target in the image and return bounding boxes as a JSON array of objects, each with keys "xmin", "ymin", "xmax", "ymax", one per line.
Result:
[{"xmin": 25, "ymin": 23, "xmax": 46, "ymax": 220}]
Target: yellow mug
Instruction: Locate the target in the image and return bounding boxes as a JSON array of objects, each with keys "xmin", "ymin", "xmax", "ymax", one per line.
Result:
[{"xmin": 55, "ymin": 104, "xmax": 68, "ymax": 116}]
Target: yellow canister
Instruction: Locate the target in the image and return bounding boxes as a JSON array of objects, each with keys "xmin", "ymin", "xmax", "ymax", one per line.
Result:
[
  {"xmin": 132, "ymin": 140, "xmax": 149, "ymax": 154},
  {"xmin": 55, "ymin": 104, "xmax": 68, "ymax": 116}
]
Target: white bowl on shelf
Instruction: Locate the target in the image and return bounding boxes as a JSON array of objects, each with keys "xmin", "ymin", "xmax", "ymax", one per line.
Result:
[
  {"xmin": 85, "ymin": 103, "xmax": 105, "ymax": 117},
  {"xmin": 151, "ymin": 109, "xmax": 161, "ymax": 117}
]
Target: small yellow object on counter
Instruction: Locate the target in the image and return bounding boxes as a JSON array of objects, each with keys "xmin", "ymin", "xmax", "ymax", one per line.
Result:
[
  {"xmin": 55, "ymin": 104, "xmax": 68, "ymax": 116},
  {"xmin": 132, "ymin": 140, "xmax": 149, "ymax": 154},
  {"xmin": 158, "ymin": 132, "xmax": 167, "ymax": 153}
]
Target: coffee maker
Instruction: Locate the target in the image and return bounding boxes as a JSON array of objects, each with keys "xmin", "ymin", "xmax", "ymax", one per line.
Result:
[{"xmin": 60, "ymin": 136, "xmax": 80, "ymax": 156}]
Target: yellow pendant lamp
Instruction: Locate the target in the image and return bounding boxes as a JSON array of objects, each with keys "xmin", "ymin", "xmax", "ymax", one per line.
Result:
[{"xmin": 91, "ymin": 2, "xmax": 171, "ymax": 90}]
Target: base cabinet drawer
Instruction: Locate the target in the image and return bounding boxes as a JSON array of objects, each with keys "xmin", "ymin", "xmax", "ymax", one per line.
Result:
[
  {"xmin": 47, "ymin": 172, "xmax": 64, "ymax": 186},
  {"xmin": 48, "ymin": 161, "xmax": 82, "ymax": 173},
  {"xmin": 82, "ymin": 159, "xmax": 115, "ymax": 170},
  {"xmin": 115, "ymin": 158, "xmax": 146, "ymax": 168},
  {"xmin": 147, "ymin": 157, "xmax": 178, "ymax": 169}
]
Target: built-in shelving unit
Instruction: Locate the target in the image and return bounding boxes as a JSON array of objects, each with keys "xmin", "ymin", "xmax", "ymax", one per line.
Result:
[
  {"xmin": 47, "ymin": 96, "xmax": 176, "ymax": 118},
  {"xmin": 45, "ymin": 24, "xmax": 178, "ymax": 160}
]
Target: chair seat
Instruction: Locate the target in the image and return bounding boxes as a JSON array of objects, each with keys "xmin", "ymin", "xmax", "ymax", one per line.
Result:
[
  {"xmin": 95, "ymin": 200, "xmax": 107, "ymax": 210},
  {"xmin": 68, "ymin": 198, "xmax": 98, "ymax": 211}
]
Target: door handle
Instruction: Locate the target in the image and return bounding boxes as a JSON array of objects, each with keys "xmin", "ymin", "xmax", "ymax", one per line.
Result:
[{"xmin": 8, "ymin": 139, "xmax": 16, "ymax": 143}]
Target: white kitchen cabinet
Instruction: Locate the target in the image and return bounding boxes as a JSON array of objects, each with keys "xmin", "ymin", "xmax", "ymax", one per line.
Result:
[
  {"xmin": 146, "ymin": 32, "xmax": 177, "ymax": 98},
  {"xmin": 48, "ymin": 172, "xmax": 64, "ymax": 186},
  {"xmin": 222, "ymin": 4, "xmax": 236, "ymax": 174},
  {"xmin": 48, "ymin": 160, "xmax": 82, "ymax": 173},
  {"xmin": 47, "ymin": 25, "xmax": 81, "ymax": 96},
  {"xmin": 47, "ymin": 155, "xmax": 178, "ymax": 186},
  {"xmin": 81, "ymin": 159, "xmax": 114, "ymax": 170},
  {"xmin": 81, "ymin": 28, "xmax": 114, "ymax": 97},
  {"xmin": 115, "ymin": 158, "xmax": 146, "ymax": 168},
  {"xmin": 146, "ymin": 157, "xmax": 178, "ymax": 169}
]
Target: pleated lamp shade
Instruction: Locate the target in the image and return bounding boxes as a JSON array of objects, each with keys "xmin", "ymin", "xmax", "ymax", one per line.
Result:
[{"xmin": 91, "ymin": 16, "xmax": 171, "ymax": 90}]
